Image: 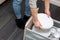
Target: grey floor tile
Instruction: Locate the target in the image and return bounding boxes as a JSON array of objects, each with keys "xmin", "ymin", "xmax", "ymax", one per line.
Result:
[{"xmin": 0, "ymin": 18, "xmax": 16, "ymax": 40}]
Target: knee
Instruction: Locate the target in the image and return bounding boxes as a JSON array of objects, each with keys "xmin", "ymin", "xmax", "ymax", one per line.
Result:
[{"xmin": 13, "ymin": 0, "xmax": 22, "ymax": 5}]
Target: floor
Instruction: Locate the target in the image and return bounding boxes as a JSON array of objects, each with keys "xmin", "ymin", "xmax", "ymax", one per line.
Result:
[
  {"xmin": 0, "ymin": 0, "xmax": 24, "ymax": 40},
  {"xmin": 0, "ymin": 0, "xmax": 60, "ymax": 40}
]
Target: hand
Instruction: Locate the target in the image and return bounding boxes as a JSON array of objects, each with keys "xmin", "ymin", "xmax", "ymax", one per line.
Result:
[
  {"xmin": 45, "ymin": 10, "xmax": 51, "ymax": 17},
  {"xmin": 33, "ymin": 20, "xmax": 42, "ymax": 29}
]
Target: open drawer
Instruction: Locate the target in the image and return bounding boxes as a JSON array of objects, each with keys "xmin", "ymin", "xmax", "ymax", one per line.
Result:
[{"xmin": 23, "ymin": 17, "xmax": 60, "ymax": 40}]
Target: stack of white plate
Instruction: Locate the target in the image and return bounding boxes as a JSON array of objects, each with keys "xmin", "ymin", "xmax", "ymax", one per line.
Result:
[{"xmin": 32, "ymin": 13, "xmax": 54, "ymax": 37}]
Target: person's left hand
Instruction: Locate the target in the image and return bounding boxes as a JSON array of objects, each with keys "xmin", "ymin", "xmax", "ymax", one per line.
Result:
[{"xmin": 45, "ymin": 10, "xmax": 51, "ymax": 17}]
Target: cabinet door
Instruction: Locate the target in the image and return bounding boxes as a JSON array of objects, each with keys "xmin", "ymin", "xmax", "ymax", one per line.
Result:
[{"xmin": 0, "ymin": 0, "xmax": 5, "ymax": 4}]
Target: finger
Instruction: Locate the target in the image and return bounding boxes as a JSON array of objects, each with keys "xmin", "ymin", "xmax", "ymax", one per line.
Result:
[
  {"xmin": 39, "ymin": 25, "xmax": 42, "ymax": 30},
  {"xmin": 37, "ymin": 25, "xmax": 42, "ymax": 30},
  {"xmin": 35, "ymin": 25, "xmax": 40, "ymax": 29},
  {"xmin": 45, "ymin": 12, "xmax": 51, "ymax": 17},
  {"xmin": 47, "ymin": 14, "xmax": 49, "ymax": 16},
  {"xmin": 46, "ymin": 13, "xmax": 51, "ymax": 18}
]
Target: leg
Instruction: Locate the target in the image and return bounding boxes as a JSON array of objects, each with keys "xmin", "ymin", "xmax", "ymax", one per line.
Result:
[
  {"xmin": 13, "ymin": 0, "xmax": 22, "ymax": 19},
  {"xmin": 23, "ymin": 0, "xmax": 31, "ymax": 23},
  {"xmin": 13, "ymin": 0, "xmax": 25, "ymax": 29},
  {"xmin": 25, "ymin": 0, "xmax": 31, "ymax": 17}
]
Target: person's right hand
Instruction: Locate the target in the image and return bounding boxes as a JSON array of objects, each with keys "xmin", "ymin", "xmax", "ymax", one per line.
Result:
[{"xmin": 33, "ymin": 20, "xmax": 42, "ymax": 29}]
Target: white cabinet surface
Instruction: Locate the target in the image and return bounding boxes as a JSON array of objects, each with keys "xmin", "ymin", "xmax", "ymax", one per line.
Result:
[
  {"xmin": 42, "ymin": 0, "xmax": 60, "ymax": 7},
  {"xmin": 50, "ymin": 0, "xmax": 60, "ymax": 7}
]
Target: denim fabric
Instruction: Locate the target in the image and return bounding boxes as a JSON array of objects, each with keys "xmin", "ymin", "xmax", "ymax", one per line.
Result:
[{"xmin": 13, "ymin": 0, "xmax": 31, "ymax": 19}]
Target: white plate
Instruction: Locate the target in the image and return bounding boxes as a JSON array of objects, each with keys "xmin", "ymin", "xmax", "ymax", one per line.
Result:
[
  {"xmin": 37, "ymin": 13, "xmax": 54, "ymax": 29},
  {"xmin": 32, "ymin": 25, "xmax": 51, "ymax": 37}
]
